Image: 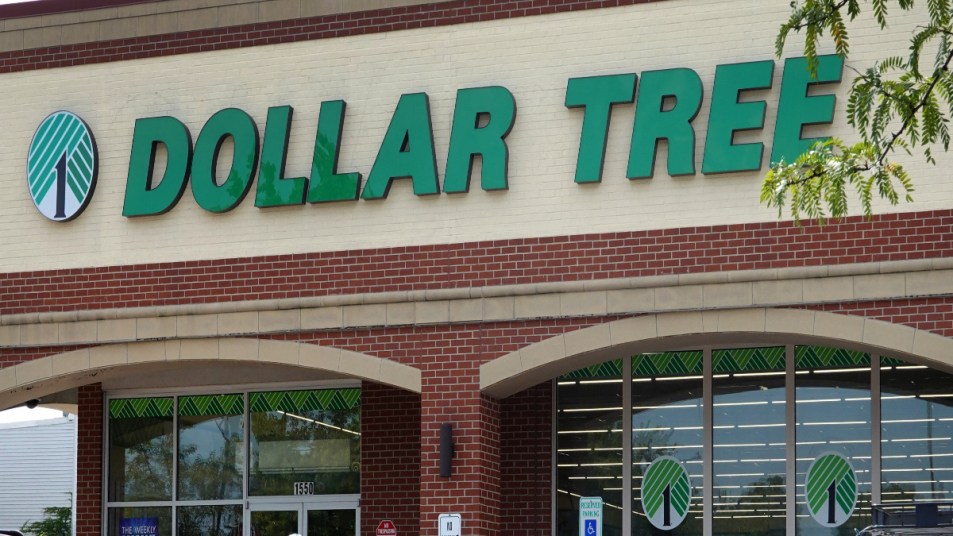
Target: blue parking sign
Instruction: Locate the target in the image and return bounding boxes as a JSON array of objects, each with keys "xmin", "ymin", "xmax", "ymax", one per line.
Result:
[{"xmin": 584, "ymin": 519, "xmax": 597, "ymax": 535}]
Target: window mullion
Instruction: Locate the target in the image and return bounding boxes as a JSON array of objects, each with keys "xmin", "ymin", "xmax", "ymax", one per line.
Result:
[
  {"xmin": 703, "ymin": 346, "xmax": 712, "ymax": 536},
  {"xmin": 622, "ymin": 355, "xmax": 632, "ymax": 536},
  {"xmin": 871, "ymin": 354, "xmax": 881, "ymax": 506},
  {"xmin": 244, "ymin": 391, "xmax": 250, "ymax": 509},
  {"xmin": 785, "ymin": 344, "xmax": 795, "ymax": 536},
  {"xmin": 172, "ymin": 395, "xmax": 178, "ymax": 536}
]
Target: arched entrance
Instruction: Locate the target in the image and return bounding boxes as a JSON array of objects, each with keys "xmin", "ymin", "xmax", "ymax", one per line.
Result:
[{"xmin": 481, "ymin": 309, "xmax": 953, "ymax": 536}]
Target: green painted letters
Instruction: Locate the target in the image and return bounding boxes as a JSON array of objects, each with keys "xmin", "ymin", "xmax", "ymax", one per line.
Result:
[
  {"xmin": 362, "ymin": 93, "xmax": 439, "ymax": 199},
  {"xmin": 702, "ymin": 61, "xmax": 774, "ymax": 174},
  {"xmin": 444, "ymin": 86, "xmax": 517, "ymax": 193},
  {"xmin": 192, "ymin": 108, "xmax": 260, "ymax": 213},
  {"xmin": 628, "ymin": 68, "xmax": 703, "ymax": 179},
  {"xmin": 565, "ymin": 74, "xmax": 637, "ymax": 183},
  {"xmin": 770, "ymin": 55, "xmax": 844, "ymax": 165},
  {"xmin": 256, "ymin": 106, "xmax": 307, "ymax": 208},
  {"xmin": 309, "ymin": 100, "xmax": 361, "ymax": 203},
  {"xmin": 123, "ymin": 116, "xmax": 192, "ymax": 217}
]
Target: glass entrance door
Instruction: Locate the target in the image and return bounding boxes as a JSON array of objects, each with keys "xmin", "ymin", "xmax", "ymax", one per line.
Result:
[
  {"xmin": 305, "ymin": 508, "xmax": 357, "ymax": 536},
  {"xmin": 249, "ymin": 508, "xmax": 299, "ymax": 536},
  {"xmin": 247, "ymin": 501, "xmax": 358, "ymax": 536}
]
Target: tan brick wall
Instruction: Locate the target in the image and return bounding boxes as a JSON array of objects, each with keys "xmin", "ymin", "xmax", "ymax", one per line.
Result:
[{"xmin": 0, "ymin": 0, "xmax": 945, "ymax": 274}]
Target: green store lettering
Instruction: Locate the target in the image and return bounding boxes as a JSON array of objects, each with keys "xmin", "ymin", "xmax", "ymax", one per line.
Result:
[
  {"xmin": 122, "ymin": 55, "xmax": 841, "ymax": 216},
  {"xmin": 122, "ymin": 87, "xmax": 516, "ymax": 216}
]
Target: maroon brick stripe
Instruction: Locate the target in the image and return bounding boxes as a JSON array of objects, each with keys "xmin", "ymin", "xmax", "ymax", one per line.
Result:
[
  {"xmin": 2, "ymin": 210, "xmax": 951, "ymax": 316},
  {"xmin": 0, "ymin": 0, "xmax": 662, "ymax": 73}
]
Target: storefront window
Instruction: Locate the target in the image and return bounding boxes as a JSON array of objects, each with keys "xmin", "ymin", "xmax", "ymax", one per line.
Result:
[
  {"xmin": 631, "ymin": 351, "xmax": 703, "ymax": 535},
  {"xmin": 794, "ymin": 346, "xmax": 872, "ymax": 535},
  {"xmin": 176, "ymin": 505, "xmax": 243, "ymax": 536},
  {"xmin": 881, "ymin": 357, "xmax": 953, "ymax": 503},
  {"xmin": 556, "ymin": 359, "xmax": 624, "ymax": 536},
  {"xmin": 249, "ymin": 388, "xmax": 361, "ymax": 496},
  {"xmin": 712, "ymin": 347, "xmax": 787, "ymax": 536},
  {"xmin": 177, "ymin": 394, "xmax": 245, "ymax": 501},
  {"xmin": 108, "ymin": 397, "xmax": 174, "ymax": 502},
  {"xmin": 107, "ymin": 387, "xmax": 360, "ymax": 536}
]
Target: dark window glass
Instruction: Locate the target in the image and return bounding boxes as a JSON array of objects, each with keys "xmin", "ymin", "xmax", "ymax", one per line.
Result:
[
  {"xmin": 108, "ymin": 397, "xmax": 174, "ymax": 502},
  {"xmin": 308, "ymin": 509, "xmax": 357, "ymax": 536},
  {"xmin": 631, "ymin": 351, "xmax": 704, "ymax": 535},
  {"xmin": 176, "ymin": 505, "xmax": 243, "ymax": 536},
  {"xmin": 177, "ymin": 394, "xmax": 245, "ymax": 501},
  {"xmin": 881, "ymin": 357, "xmax": 953, "ymax": 504},
  {"xmin": 712, "ymin": 347, "xmax": 787, "ymax": 536},
  {"xmin": 249, "ymin": 389, "xmax": 361, "ymax": 496},
  {"xmin": 794, "ymin": 346, "xmax": 872, "ymax": 535},
  {"xmin": 556, "ymin": 360, "xmax": 624, "ymax": 536}
]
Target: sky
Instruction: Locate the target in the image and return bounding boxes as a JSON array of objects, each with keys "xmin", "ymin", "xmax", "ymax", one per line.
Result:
[{"xmin": 0, "ymin": 406, "xmax": 68, "ymax": 424}]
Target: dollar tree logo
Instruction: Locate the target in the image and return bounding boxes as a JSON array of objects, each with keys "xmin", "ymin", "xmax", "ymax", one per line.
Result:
[
  {"xmin": 805, "ymin": 452, "xmax": 857, "ymax": 527},
  {"xmin": 642, "ymin": 456, "xmax": 692, "ymax": 530},
  {"xmin": 27, "ymin": 111, "xmax": 98, "ymax": 221}
]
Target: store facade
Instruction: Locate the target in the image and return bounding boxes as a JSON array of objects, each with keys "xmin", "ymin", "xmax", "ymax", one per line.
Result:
[{"xmin": 1, "ymin": 1, "xmax": 952, "ymax": 535}]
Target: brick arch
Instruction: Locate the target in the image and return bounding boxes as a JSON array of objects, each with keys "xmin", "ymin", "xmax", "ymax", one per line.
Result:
[
  {"xmin": 480, "ymin": 308, "xmax": 953, "ymax": 398},
  {"xmin": 0, "ymin": 337, "xmax": 421, "ymax": 410}
]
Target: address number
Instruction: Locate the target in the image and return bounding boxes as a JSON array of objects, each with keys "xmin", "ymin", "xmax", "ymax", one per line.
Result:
[{"xmin": 294, "ymin": 482, "xmax": 314, "ymax": 495}]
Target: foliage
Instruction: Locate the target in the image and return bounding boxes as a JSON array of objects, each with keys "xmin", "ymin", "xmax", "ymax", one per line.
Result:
[
  {"xmin": 20, "ymin": 499, "xmax": 71, "ymax": 536},
  {"xmin": 762, "ymin": 0, "xmax": 953, "ymax": 223}
]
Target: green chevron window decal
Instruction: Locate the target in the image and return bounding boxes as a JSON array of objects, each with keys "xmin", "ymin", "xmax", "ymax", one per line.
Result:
[
  {"xmin": 560, "ymin": 359, "xmax": 623, "ymax": 379},
  {"xmin": 712, "ymin": 346, "xmax": 784, "ymax": 373},
  {"xmin": 249, "ymin": 388, "xmax": 361, "ymax": 413},
  {"xmin": 880, "ymin": 356, "xmax": 905, "ymax": 367},
  {"xmin": 178, "ymin": 394, "xmax": 244, "ymax": 416},
  {"xmin": 632, "ymin": 351, "xmax": 702, "ymax": 377},
  {"xmin": 109, "ymin": 397, "xmax": 173, "ymax": 419},
  {"xmin": 27, "ymin": 111, "xmax": 98, "ymax": 221},
  {"xmin": 796, "ymin": 346, "xmax": 870, "ymax": 370}
]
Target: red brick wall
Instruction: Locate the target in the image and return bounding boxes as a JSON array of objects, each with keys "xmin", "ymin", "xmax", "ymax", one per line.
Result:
[
  {"xmin": 805, "ymin": 297, "xmax": 953, "ymax": 337},
  {"xmin": 500, "ymin": 382, "xmax": 553, "ymax": 536},
  {"xmin": 0, "ymin": 0, "xmax": 665, "ymax": 74},
  {"xmin": 361, "ymin": 383, "xmax": 422, "ymax": 536},
  {"xmin": 3, "ymin": 210, "xmax": 952, "ymax": 316},
  {"xmin": 0, "ymin": 345, "xmax": 89, "ymax": 367},
  {"xmin": 76, "ymin": 383, "xmax": 103, "ymax": 536}
]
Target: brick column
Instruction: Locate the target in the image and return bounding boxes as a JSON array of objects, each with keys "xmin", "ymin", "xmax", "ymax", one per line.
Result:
[
  {"xmin": 500, "ymin": 382, "xmax": 553, "ymax": 535},
  {"xmin": 76, "ymin": 383, "xmax": 103, "ymax": 536},
  {"xmin": 361, "ymin": 383, "xmax": 422, "ymax": 536},
  {"xmin": 419, "ymin": 368, "xmax": 501, "ymax": 536}
]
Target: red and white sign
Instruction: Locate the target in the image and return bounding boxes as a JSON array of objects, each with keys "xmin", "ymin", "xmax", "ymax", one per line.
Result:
[{"xmin": 376, "ymin": 520, "xmax": 397, "ymax": 536}]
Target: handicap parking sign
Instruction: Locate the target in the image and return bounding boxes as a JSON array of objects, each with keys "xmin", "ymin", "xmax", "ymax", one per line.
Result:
[
  {"xmin": 579, "ymin": 497, "xmax": 602, "ymax": 536},
  {"xmin": 584, "ymin": 519, "xmax": 597, "ymax": 535}
]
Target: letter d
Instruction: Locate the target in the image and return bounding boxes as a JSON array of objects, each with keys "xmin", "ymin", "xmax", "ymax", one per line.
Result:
[{"xmin": 123, "ymin": 116, "xmax": 192, "ymax": 217}]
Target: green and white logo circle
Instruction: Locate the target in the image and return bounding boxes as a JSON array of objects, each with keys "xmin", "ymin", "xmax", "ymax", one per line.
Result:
[
  {"xmin": 805, "ymin": 452, "xmax": 857, "ymax": 527},
  {"xmin": 642, "ymin": 456, "xmax": 692, "ymax": 530},
  {"xmin": 27, "ymin": 111, "xmax": 98, "ymax": 221}
]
